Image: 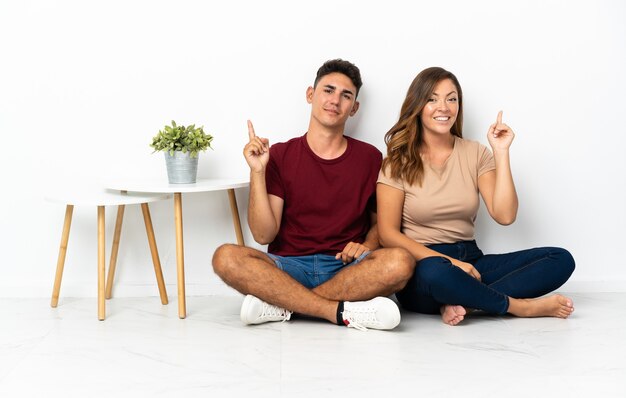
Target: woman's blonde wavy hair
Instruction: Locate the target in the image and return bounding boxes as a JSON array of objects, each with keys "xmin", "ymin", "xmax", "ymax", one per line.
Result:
[{"xmin": 382, "ymin": 67, "xmax": 463, "ymax": 186}]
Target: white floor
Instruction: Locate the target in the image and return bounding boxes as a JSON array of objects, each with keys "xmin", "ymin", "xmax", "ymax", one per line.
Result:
[{"xmin": 1, "ymin": 292, "xmax": 624, "ymax": 397}]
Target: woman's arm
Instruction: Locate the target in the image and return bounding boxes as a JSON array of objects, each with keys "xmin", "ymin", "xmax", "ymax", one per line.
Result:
[
  {"xmin": 479, "ymin": 111, "xmax": 519, "ymax": 225},
  {"xmin": 377, "ymin": 183, "xmax": 481, "ymax": 280}
]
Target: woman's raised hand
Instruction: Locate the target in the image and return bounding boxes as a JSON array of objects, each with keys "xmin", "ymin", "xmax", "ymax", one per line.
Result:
[{"xmin": 487, "ymin": 111, "xmax": 515, "ymax": 152}]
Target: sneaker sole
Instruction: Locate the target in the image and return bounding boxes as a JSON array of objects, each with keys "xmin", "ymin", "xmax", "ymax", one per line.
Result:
[{"xmin": 240, "ymin": 294, "xmax": 256, "ymax": 324}]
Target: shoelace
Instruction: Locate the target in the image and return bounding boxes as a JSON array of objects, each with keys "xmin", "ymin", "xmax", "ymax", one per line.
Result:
[
  {"xmin": 343, "ymin": 308, "xmax": 379, "ymax": 331},
  {"xmin": 260, "ymin": 302, "xmax": 292, "ymax": 322}
]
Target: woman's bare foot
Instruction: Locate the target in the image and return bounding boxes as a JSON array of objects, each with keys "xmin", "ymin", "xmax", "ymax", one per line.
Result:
[
  {"xmin": 508, "ymin": 294, "xmax": 574, "ymax": 318},
  {"xmin": 441, "ymin": 305, "xmax": 467, "ymax": 326}
]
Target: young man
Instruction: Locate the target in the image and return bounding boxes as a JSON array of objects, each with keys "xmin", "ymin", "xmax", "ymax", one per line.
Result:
[{"xmin": 212, "ymin": 59, "xmax": 414, "ymax": 331}]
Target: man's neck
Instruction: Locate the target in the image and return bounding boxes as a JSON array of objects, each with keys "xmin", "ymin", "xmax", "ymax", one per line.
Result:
[{"xmin": 306, "ymin": 123, "xmax": 348, "ymax": 160}]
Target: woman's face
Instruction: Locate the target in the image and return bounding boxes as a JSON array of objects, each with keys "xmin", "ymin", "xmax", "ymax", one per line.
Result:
[{"xmin": 420, "ymin": 78, "xmax": 459, "ymax": 137}]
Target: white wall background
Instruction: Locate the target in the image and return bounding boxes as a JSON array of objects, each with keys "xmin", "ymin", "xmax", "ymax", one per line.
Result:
[{"xmin": 1, "ymin": 0, "xmax": 624, "ymax": 298}]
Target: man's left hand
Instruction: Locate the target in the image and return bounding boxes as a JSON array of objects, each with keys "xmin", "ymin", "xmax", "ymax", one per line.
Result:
[{"xmin": 335, "ymin": 242, "xmax": 370, "ymax": 264}]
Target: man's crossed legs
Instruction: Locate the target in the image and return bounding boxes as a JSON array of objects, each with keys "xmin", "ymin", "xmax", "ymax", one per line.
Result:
[{"xmin": 212, "ymin": 245, "xmax": 414, "ymax": 330}]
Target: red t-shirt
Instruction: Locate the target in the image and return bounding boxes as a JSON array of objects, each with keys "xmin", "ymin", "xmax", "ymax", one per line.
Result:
[{"xmin": 266, "ymin": 134, "xmax": 382, "ymax": 256}]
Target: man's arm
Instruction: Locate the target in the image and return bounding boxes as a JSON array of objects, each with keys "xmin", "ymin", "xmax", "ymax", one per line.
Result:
[
  {"xmin": 244, "ymin": 120, "xmax": 283, "ymax": 244},
  {"xmin": 362, "ymin": 211, "xmax": 380, "ymax": 250}
]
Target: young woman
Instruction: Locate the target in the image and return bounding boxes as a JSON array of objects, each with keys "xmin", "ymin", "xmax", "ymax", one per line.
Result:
[{"xmin": 377, "ymin": 67, "xmax": 575, "ymax": 325}]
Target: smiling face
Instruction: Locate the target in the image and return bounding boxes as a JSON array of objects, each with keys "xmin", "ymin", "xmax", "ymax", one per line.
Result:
[
  {"xmin": 307, "ymin": 72, "xmax": 360, "ymax": 132},
  {"xmin": 420, "ymin": 78, "xmax": 459, "ymax": 137}
]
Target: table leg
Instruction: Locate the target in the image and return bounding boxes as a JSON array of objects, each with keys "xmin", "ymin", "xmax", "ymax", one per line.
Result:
[
  {"xmin": 97, "ymin": 206, "xmax": 106, "ymax": 321},
  {"xmin": 174, "ymin": 193, "xmax": 186, "ymax": 318},
  {"xmin": 141, "ymin": 203, "xmax": 168, "ymax": 305},
  {"xmin": 105, "ymin": 205, "xmax": 125, "ymax": 299},
  {"xmin": 51, "ymin": 205, "xmax": 73, "ymax": 308},
  {"xmin": 227, "ymin": 188, "xmax": 245, "ymax": 246}
]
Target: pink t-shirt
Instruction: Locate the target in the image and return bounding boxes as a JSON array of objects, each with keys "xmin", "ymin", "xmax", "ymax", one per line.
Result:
[
  {"xmin": 266, "ymin": 134, "xmax": 382, "ymax": 256},
  {"xmin": 378, "ymin": 137, "xmax": 495, "ymax": 244}
]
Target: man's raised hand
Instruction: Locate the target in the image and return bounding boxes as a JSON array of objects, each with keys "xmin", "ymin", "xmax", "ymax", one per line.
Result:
[{"xmin": 243, "ymin": 120, "xmax": 270, "ymax": 172}]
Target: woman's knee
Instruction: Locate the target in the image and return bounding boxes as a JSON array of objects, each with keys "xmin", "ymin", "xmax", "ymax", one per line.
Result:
[
  {"xmin": 416, "ymin": 256, "xmax": 456, "ymax": 286},
  {"xmin": 549, "ymin": 247, "xmax": 576, "ymax": 277}
]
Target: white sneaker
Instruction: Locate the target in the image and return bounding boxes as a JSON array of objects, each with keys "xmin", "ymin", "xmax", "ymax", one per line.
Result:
[
  {"xmin": 341, "ymin": 297, "xmax": 401, "ymax": 331},
  {"xmin": 240, "ymin": 295, "xmax": 292, "ymax": 325}
]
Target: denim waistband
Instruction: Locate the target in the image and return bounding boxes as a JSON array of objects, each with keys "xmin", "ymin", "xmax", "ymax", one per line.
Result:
[{"xmin": 426, "ymin": 240, "xmax": 484, "ymax": 264}]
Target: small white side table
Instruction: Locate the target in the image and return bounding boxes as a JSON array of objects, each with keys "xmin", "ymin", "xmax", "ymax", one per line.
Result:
[
  {"xmin": 46, "ymin": 188, "xmax": 171, "ymax": 320},
  {"xmin": 107, "ymin": 178, "xmax": 249, "ymax": 319}
]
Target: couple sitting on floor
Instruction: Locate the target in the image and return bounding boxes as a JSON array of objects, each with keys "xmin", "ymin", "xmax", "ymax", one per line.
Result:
[{"xmin": 212, "ymin": 59, "xmax": 575, "ymax": 331}]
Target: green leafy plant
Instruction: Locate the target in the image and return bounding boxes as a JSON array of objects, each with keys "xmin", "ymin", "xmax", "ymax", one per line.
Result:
[{"xmin": 150, "ymin": 120, "xmax": 214, "ymax": 157}]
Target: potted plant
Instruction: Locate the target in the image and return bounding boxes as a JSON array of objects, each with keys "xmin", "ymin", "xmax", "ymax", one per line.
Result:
[{"xmin": 150, "ymin": 120, "xmax": 214, "ymax": 184}]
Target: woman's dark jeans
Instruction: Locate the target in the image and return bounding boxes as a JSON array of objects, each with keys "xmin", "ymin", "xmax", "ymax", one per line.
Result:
[{"xmin": 395, "ymin": 241, "xmax": 575, "ymax": 315}]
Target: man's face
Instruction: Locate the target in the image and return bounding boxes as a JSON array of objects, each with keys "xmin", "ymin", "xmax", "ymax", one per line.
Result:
[{"xmin": 307, "ymin": 72, "xmax": 359, "ymax": 130}]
